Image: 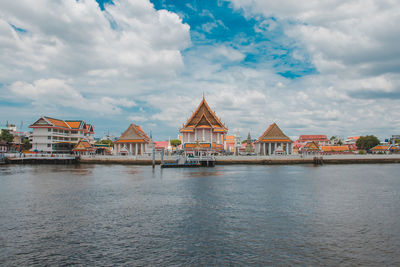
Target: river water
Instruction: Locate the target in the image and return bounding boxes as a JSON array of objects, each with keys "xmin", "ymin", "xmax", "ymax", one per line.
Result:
[{"xmin": 1, "ymin": 164, "xmax": 399, "ymax": 266}]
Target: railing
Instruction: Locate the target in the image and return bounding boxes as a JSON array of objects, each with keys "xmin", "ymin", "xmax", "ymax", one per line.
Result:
[{"xmin": 5, "ymin": 153, "xmax": 76, "ymax": 159}]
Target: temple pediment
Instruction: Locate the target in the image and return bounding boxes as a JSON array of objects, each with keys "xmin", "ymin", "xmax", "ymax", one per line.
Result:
[
  {"xmin": 180, "ymin": 96, "xmax": 227, "ymax": 132},
  {"xmin": 257, "ymin": 123, "xmax": 292, "ymax": 143}
]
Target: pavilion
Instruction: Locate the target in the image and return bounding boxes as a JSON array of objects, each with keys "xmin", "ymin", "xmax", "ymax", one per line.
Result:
[
  {"xmin": 180, "ymin": 96, "xmax": 228, "ymax": 155},
  {"xmin": 114, "ymin": 123, "xmax": 150, "ymax": 156},
  {"xmin": 255, "ymin": 123, "xmax": 293, "ymax": 155}
]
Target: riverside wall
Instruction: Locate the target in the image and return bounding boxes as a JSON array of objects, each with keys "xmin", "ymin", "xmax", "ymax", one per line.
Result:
[{"xmin": 78, "ymin": 155, "xmax": 400, "ymax": 165}]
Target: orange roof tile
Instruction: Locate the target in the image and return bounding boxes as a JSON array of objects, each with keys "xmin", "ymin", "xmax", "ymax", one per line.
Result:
[
  {"xmin": 257, "ymin": 123, "xmax": 292, "ymax": 143},
  {"xmin": 65, "ymin": 121, "xmax": 81, "ymax": 129},
  {"xmin": 303, "ymin": 141, "xmax": 320, "ymax": 151},
  {"xmin": 371, "ymin": 145, "xmax": 389, "ymax": 151},
  {"xmin": 320, "ymin": 146, "xmax": 349, "ymax": 152},
  {"xmin": 115, "ymin": 139, "xmax": 147, "ymax": 143},
  {"xmin": 46, "ymin": 117, "xmax": 69, "ymax": 128},
  {"xmin": 180, "ymin": 97, "xmax": 227, "ymax": 132},
  {"xmin": 116, "ymin": 123, "xmax": 150, "ymax": 143}
]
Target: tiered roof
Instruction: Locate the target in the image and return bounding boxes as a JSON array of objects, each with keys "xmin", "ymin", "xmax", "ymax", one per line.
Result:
[
  {"xmin": 303, "ymin": 141, "xmax": 320, "ymax": 151},
  {"xmin": 29, "ymin": 116, "xmax": 94, "ymax": 133},
  {"xmin": 115, "ymin": 123, "xmax": 150, "ymax": 143},
  {"xmin": 72, "ymin": 140, "xmax": 96, "ymax": 152},
  {"xmin": 180, "ymin": 97, "xmax": 227, "ymax": 133},
  {"xmin": 256, "ymin": 123, "xmax": 292, "ymax": 143}
]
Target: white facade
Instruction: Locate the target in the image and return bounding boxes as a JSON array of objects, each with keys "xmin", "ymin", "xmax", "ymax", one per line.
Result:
[
  {"xmin": 255, "ymin": 142, "xmax": 293, "ymax": 156},
  {"xmin": 182, "ymin": 129, "xmax": 226, "ymax": 144},
  {"xmin": 114, "ymin": 143, "xmax": 148, "ymax": 155},
  {"xmin": 30, "ymin": 117, "xmax": 94, "ymax": 153}
]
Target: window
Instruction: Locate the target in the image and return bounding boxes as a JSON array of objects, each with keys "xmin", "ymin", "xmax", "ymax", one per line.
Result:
[
  {"xmin": 48, "ymin": 136, "xmax": 51, "ymax": 140},
  {"xmin": 48, "ymin": 128, "xmax": 51, "ymax": 132},
  {"xmin": 53, "ymin": 129, "xmax": 58, "ymax": 133},
  {"xmin": 47, "ymin": 144, "xmax": 51, "ymax": 147}
]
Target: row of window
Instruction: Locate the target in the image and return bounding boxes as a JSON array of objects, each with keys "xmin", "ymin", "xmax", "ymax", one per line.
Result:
[
  {"xmin": 47, "ymin": 136, "xmax": 79, "ymax": 141},
  {"xmin": 47, "ymin": 128, "xmax": 88, "ymax": 135}
]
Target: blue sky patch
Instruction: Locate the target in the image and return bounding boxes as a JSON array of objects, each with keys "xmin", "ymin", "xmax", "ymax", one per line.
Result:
[{"xmin": 149, "ymin": 0, "xmax": 316, "ymax": 79}]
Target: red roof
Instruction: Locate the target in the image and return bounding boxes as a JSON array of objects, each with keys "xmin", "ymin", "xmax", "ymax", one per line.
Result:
[
  {"xmin": 154, "ymin": 141, "xmax": 170, "ymax": 149},
  {"xmin": 298, "ymin": 135, "xmax": 329, "ymax": 141}
]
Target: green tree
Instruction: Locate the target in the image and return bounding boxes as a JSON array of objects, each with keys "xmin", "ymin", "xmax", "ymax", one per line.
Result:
[
  {"xmin": 170, "ymin": 139, "xmax": 181, "ymax": 148},
  {"xmin": 23, "ymin": 138, "xmax": 32, "ymax": 150},
  {"xmin": 356, "ymin": 135, "xmax": 380, "ymax": 150},
  {"xmin": 0, "ymin": 130, "xmax": 13, "ymax": 142},
  {"xmin": 96, "ymin": 139, "xmax": 114, "ymax": 147}
]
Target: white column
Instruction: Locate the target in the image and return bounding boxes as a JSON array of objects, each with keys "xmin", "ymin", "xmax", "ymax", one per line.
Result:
[
  {"xmin": 195, "ymin": 130, "xmax": 197, "ymax": 141},
  {"xmin": 258, "ymin": 143, "xmax": 261, "ymax": 155},
  {"xmin": 202, "ymin": 129, "xmax": 205, "ymax": 141},
  {"xmin": 269, "ymin": 143, "xmax": 271, "ymax": 156},
  {"xmin": 130, "ymin": 143, "xmax": 132, "ymax": 155},
  {"xmin": 135, "ymin": 143, "xmax": 138, "ymax": 155},
  {"xmin": 141, "ymin": 143, "xmax": 144, "ymax": 155},
  {"xmin": 264, "ymin": 143, "xmax": 267, "ymax": 156},
  {"xmin": 286, "ymin": 143, "xmax": 289, "ymax": 155}
]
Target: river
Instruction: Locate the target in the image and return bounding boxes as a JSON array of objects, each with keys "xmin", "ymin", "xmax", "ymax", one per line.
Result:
[{"xmin": 1, "ymin": 164, "xmax": 399, "ymax": 266}]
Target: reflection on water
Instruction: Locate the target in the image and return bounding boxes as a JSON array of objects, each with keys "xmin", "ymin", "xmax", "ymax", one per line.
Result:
[{"xmin": 1, "ymin": 164, "xmax": 400, "ymax": 266}]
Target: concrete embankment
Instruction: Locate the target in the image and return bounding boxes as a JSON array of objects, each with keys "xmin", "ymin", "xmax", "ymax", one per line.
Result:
[
  {"xmin": 6, "ymin": 155, "xmax": 78, "ymax": 164},
  {"xmin": 78, "ymin": 155, "xmax": 400, "ymax": 165}
]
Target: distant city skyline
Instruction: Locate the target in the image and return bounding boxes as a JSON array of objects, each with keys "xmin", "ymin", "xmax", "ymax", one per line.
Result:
[{"xmin": 1, "ymin": 0, "xmax": 399, "ymax": 140}]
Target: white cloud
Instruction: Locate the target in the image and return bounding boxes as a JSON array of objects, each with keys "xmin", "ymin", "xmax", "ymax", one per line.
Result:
[
  {"xmin": 0, "ymin": 0, "xmax": 190, "ymax": 84},
  {"xmin": 128, "ymin": 115, "xmax": 149, "ymax": 122},
  {"xmin": 9, "ymin": 79, "xmax": 135, "ymax": 115},
  {"xmin": 1, "ymin": 0, "xmax": 399, "ymax": 139},
  {"xmin": 229, "ymin": 0, "xmax": 400, "ymax": 77}
]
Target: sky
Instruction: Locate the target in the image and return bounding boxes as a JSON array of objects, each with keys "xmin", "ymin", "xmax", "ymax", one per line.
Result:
[{"xmin": 0, "ymin": 0, "xmax": 399, "ymax": 140}]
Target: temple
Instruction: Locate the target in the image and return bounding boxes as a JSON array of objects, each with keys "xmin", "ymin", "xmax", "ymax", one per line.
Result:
[
  {"xmin": 180, "ymin": 96, "xmax": 228, "ymax": 155},
  {"xmin": 114, "ymin": 123, "xmax": 150, "ymax": 156},
  {"xmin": 255, "ymin": 123, "xmax": 293, "ymax": 155}
]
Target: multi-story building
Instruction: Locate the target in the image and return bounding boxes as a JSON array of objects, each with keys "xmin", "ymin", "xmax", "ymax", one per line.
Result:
[{"xmin": 29, "ymin": 116, "xmax": 94, "ymax": 153}]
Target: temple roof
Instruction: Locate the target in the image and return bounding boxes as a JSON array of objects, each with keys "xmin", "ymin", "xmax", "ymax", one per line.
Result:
[
  {"xmin": 303, "ymin": 141, "xmax": 320, "ymax": 151},
  {"xmin": 320, "ymin": 145, "xmax": 350, "ymax": 152},
  {"xmin": 30, "ymin": 116, "xmax": 93, "ymax": 132},
  {"xmin": 115, "ymin": 123, "xmax": 150, "ymax": 143},
  {"xmin": 256, "ymin": 123, "xmax": 292, "ymax": 143},
  {"xmin": 72, "ymin": 140, "xmax": 95, "ymax": 152},
  {"xmin": 180, "ymin": 97, "xmax": 227, "ymax": 132}
]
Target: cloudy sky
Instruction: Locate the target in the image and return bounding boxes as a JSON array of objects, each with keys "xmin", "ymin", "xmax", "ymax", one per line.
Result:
[{"xmin": 1, "ymin": 0, "xmax": 399, "ymax": 140}]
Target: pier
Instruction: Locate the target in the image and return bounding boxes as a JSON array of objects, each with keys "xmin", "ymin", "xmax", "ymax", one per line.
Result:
[{"xmin": 161, "ymin": 155, "xmax": 216, "ymax": 168}]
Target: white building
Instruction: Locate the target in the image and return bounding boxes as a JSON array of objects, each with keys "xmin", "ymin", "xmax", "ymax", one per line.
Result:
[
  {"xmin": 29, "ymin": 116, "xmax": 94, "ymax": 153},
  {"xmin": 114, "ymin": 123, "xmax": 150, "ymax": 156}
]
